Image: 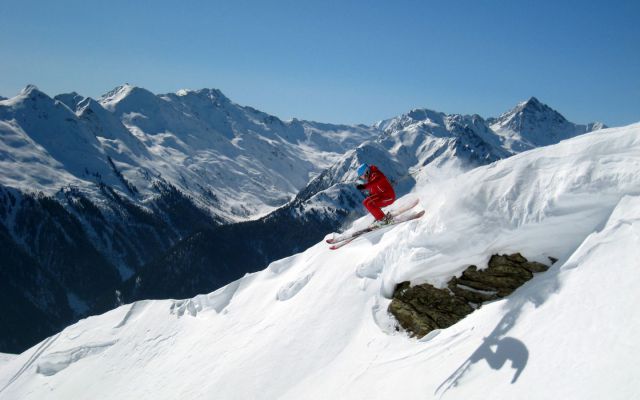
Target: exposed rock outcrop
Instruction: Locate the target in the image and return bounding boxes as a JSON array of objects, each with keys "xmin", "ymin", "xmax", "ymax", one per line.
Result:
[{"xmin": 389, "ymin": 253, "xmax": 551, "ymax": 338}]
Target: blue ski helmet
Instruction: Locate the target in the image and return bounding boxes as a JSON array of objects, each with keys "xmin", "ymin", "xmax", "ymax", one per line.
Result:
[{"xmin": 357, "ymin": 163, "xmax": 369, "ymax": 177}]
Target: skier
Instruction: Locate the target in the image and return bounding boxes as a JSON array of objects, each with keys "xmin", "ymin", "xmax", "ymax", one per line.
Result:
[
  {"xmin": 355, "ymin": 163, "xmax": 396, "ymax": 227},
  {"xmin": 328, "ymin": 165, "xmax": 422, "ymax": 249}
]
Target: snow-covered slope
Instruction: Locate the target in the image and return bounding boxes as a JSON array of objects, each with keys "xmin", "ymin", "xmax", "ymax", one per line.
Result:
[
  {"xmin": 0, "ymin": 354, "xmax": 15, "ymax": 369},
  {"xmin": 121, "ymin": 107, "xmax": 524, "ymax": 305},
  {"xmin": 0, "ymin": 85, "xmax": 378, "ymax": 351},
  {"xmin": 0, "ymin": 86, "xmax": 615, "ymax": 356},
  {"xmin": 2, "ymin": 123, "xmax": 638, "ymax": 399}
]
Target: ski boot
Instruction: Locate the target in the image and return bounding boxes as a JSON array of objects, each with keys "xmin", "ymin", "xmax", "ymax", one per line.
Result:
[{"xmin": 370, "ymin": 212, "xmax": 394, "ymax": 228}]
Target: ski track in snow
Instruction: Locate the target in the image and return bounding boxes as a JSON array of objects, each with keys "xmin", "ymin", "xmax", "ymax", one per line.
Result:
[{"xmin": 0, "ymin": 333, "xmax": 61, "ymax": 394}]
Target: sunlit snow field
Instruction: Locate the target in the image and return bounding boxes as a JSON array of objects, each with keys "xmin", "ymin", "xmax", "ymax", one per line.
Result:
[{"xmin": 1, "ymin": 123, "xmax": 639, "ymax": 399}]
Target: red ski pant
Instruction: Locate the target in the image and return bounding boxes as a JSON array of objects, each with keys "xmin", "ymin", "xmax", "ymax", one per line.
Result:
[{"xmin": 363, "ymin": 193, "xmax": 395, "ymax": 220}]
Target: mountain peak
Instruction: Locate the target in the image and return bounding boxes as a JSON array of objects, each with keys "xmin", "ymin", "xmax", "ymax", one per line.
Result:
[
  {"xmin": 406, "ymin": 108, "xmax": 445, "ymax": 121},
  {"xmin": 20, "ymin": 84, "xmax": 40, "ymax": 95},
  {"xmin": 513, "ymin": 96, "xmax": 555, "ymax": 116},
  {"xmin": 99, "ymin": 84, "xmax": 159, "ymax": 112},
  {"xmin": 489, "ymin": 97, "xmax": 601, "ymax": 150},
  {"xmin": 374, "ymin": 107, "xmax": 457, "ymax": 134},
  {"xmin": 76, "ymin": 96, "xmax": 104, "ymax": 114},
  {"xmin": 171, "ymin": 88, "xmax": 231, "ymax": 106},
  {"xmin": 0, "ymin": 85, "xmax": 57, "ymax": 108},
  {"xmin": 54, "ymin": 92, "xmax": 85, "ymax": 112},
  {"xmin": 100, "ymin": 84, "xmax": 149, "ymax": 101},
  {"xmin": 176, "ymin": 87, "xmax": 226, "ymax": 98},
  {"xmin": 494, "ymin": 97, "xmax": 562, "ymax": 123},
  {"xmin": 18, "ymin": 84, "xmax": 50, "ymax": 100}
]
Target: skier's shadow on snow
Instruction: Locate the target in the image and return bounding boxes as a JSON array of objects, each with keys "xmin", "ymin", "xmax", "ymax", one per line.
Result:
[
  {"xmin": 435, "ymin": 309, "xmax": 528, "ymax": 397},
  {"xmin": 435, "ymin": 264, "xmax": 562, "ymax": 398}
]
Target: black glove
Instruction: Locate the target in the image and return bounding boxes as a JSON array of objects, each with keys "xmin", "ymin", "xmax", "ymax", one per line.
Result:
[{"xmin": 356, "ymin": 184, "xmax": 366, "ymax": 191}]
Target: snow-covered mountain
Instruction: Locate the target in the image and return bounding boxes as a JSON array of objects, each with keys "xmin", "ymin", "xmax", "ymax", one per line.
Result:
[
  {"xmin": 1, "ymin": 84, "xmax": 377, "ymax": 220},
  {"xmin": 298, "ymin": 98, "xmax": 605, "ymax": 210},
  {"xmin": 0, "ymin": 84, "xmax": 378, "ymax": 353},
  {"xmin": 95, "ymin": 84, "xmax": 378, "ymax": 218},
  {"xmin": 117, "ymin": 107, "xmax": 521, "ymax": 305},
  {"xmin": 0, "ymin": 87, "xmax": 606, "ymax": 355},
  {"xmin": 488, "ymin": 96, "xmax": 606, "ymax": 152},
  {"xmin": 1, "ymin": 123, "xmax": 637, "ymax": 399},
  {"xmin": 279, "ymin": 99, "xmax": 607, "ymax": 234}
]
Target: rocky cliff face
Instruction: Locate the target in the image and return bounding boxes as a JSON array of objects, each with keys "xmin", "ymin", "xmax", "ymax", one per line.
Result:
[{"xmin": 389, "ymin": 253, "xmax": 551, "ymax": 337}]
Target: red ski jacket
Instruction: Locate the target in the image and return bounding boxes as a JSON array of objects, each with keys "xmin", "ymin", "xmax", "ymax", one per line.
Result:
[{"xmin": 364, "ymin": 165, "xmax": 395, "ymax": 198}]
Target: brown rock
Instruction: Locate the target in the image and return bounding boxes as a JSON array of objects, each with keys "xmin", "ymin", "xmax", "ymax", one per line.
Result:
[
  {"xmin": 388, "ymin": 252, "xmax": 552, "ymax": 338},
  {"xmin": 522, "ymin": 261, "xmax": 550, "ymax": 273},
  {"xmin": 389, "ymin": 281, "xmax": 474, "ymax": 337}
]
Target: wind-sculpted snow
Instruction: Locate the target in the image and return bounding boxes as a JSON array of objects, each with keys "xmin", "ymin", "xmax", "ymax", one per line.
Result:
[
  {"xmin": 170, "ymin": 279, "xmax": 243, "ymax": 316},
  {"xmin": 113, "ymin": 301, "xmax": 150, "ymax": 329},
  {"xmin": 35, "ymin": 340, "xmax": 117, "ymax": 376},
  {"xmin": 1, "ymin": 123, "xmax": 638, "ymax": 399},
  {"xmin": 276, "ymin": 273, "xmax": 314, "ymax": 301}
]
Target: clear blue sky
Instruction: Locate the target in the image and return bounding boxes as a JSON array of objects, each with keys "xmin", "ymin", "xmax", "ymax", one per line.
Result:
[{"xmin": 1, "ymin": 0, "xmax": 638, "ymax": 126}]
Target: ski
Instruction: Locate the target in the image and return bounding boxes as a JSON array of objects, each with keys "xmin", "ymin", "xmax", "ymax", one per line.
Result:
[
  {"xmin": 326, "ymin": 198, "xmax": 420, "ymax": 245},
  {"xmin": 328, "ymin": 210, "xmax": 425, "ymax": 250},
  {"xmin": 388, "ymin": 198, "xmax": 420, "ymax": 218}
]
